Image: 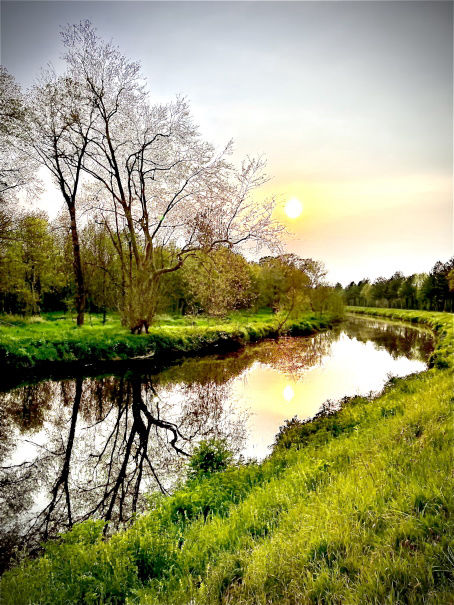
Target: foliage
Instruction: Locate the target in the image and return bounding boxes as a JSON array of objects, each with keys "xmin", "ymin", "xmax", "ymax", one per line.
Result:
[
  {"xmin": 0, "ymin": 212, "xmax": 67, "ymax": 314},
  {"xmin": 188, "ymin": 438, "xmax": 234, "ymax": 479},
  {"xmin": 0, "ymin": 309, "xmax": 452, "ymax": 604},
  {"xmin": 0, "ymin": 202, "xmax": 341, "ymax": 331},
  {"xmin": 183, "ymin": 249, "xmax": 257, "ymax": 316},
  {"xmin": 343, "ymin": 258, "xmax": 454, "ymax": 312},
  {"xmin": 253, "ymin": 255, "xmax": 342, "ymax": 329},
  {"xmin": 255, "ymin": 254, "xmax": 311, "ymax": 313},
  {"xmin": 81, "ymin": 221, "xmax": 122, "ymax": 319}
]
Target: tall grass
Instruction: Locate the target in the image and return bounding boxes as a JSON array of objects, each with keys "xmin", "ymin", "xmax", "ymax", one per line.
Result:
[{"xmin": 0, "ymin": 308, "xmax": 452, "ymax": 604}]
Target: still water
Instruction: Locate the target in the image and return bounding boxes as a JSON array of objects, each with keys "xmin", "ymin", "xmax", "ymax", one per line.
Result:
[{"xmin": 0, "ymin": 316, "xmax": 434, "ymax": 570}]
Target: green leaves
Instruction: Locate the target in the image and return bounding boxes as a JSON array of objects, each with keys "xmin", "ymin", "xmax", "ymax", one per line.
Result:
[{"xmin": 188, "ymin": 439, "xmax": 233, "ymax": 479}]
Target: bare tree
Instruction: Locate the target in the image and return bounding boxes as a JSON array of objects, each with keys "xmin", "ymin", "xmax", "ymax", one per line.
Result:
[
  {"xmin": 27, "ymin": 70, "xmax": 95, "ymax": 325},
  {"xmin": 62, "ymin": 21, "xmax": 283, "ymax": 332}
]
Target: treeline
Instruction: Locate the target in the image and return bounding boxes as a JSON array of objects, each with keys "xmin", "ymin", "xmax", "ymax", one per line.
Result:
[
  {"xmin": 342, "ymin": 258, "xmax": 454, "ymax": 312},
  {"xmin": 0, "ymin": 210, "xmax": 343, "ymax": 322}
]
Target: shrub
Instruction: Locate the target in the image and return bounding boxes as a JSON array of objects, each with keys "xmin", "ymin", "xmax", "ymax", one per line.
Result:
[{"xmin": 188, "ymin": 438, "xmax": 233, "ymax": 479}]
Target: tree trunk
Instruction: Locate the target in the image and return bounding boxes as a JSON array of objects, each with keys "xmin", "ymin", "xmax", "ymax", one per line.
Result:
[
  {"xmin": 121, "ymin": 267, "xmax": 158, "ymax": 333},
  {"xmin": 131, "ymin": 319, "xmax": 149, "ymax": 334},
  {"xmin": 68, "ymin": 203, "xmax": 85, "ymax": 326}
]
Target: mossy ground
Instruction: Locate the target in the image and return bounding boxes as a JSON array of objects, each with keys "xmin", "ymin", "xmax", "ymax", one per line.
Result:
[{"xmin": 0, "ymin": 308, "xmax": 452, "ymax": 604}]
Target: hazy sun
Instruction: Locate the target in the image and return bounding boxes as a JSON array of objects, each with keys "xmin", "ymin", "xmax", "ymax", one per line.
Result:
[
  {"xmin": 285, "ymin": 197, "xmax": 303, "ymax": 219},
  {"xmin": 283, "ymin": 385, "xmax": 295, "ymax": 402}
]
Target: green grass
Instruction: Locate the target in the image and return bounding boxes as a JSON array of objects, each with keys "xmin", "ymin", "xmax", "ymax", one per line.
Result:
[
  {"xmin": 0, "ymin": 309, "xmax": 452, "ymax": 604},
  {"xmin": 0, "ymin": 310, "xmax": 339, "ymax": 370}
]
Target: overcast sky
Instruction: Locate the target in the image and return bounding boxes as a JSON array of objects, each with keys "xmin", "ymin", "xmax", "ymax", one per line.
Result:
[{"xmin": 1, "ymin": 1, "xmax": 452, "ymax": 284}]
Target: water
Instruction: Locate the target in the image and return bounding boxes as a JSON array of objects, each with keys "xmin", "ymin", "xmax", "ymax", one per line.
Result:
[{"xmin": 0, "ymin": 315, "xmax": 434, "ymax": 570}]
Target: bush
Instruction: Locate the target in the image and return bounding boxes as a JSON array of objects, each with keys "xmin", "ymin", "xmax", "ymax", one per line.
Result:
[{"xmin": 188, "ymin": 438, "xmax": 233, "ymax": 479}]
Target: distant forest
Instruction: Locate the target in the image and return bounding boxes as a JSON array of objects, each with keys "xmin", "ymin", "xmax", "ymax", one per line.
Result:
[{"xmin": 341, "ymin": 258, "xmax": 454, "ymax": 312}]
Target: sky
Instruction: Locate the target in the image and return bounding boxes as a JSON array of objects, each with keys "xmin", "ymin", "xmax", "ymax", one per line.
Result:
[{"xmin": 1, "ymin": 0, "xmax": 452, "ymax": 284}]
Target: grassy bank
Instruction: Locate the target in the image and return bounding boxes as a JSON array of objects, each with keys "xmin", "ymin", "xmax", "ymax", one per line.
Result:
[
  {"xmin": 0, "ymin": 311, "xmax": 338, "ymax": 371},
  {"xmin": 1, "ymin": 309, "xmax": 452, "ymax": 604}
]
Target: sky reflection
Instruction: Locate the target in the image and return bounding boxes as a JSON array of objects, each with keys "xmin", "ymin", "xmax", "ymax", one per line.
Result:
[{"xmin": 228, "ymin": 326, "xmax": 430, "ymax": 459}]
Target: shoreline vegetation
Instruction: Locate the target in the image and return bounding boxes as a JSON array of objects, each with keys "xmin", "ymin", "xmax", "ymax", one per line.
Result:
[
  {"xmin": 0, "ymin": 310, "xmax": 340, "ymax": 375},
  {"xmin": 0, "ymin": 308, "xmax": 452, "ymax": 604}
]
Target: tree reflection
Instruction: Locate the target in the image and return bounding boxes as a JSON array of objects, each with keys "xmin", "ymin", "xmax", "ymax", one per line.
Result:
[
  {"xmin": 342, "ymin": 317, "xmax": 434, "ymax": 361},
  {"xmin": 0, "ymin": 374, "xmax": 246, "ymax": 571},
  {"xmin": 157, "ymin": 330, "xmax": 338, "ymax": 387}
]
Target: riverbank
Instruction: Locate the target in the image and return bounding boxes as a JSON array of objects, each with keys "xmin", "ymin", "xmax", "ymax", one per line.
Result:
[
  {"xmin": 0, "ymin": 311, "xmax": 339, "ymax": 373},
  {"xmin": 1, "ymin": 309, "xmax": 452, "ymax": 604}
]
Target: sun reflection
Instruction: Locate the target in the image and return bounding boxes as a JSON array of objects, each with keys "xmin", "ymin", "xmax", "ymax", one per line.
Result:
[{"xmin": 283, "ymin": 385, "xmax": 295, "ymax": 402}]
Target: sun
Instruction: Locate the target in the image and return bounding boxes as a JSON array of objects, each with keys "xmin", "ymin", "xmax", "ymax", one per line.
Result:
[
  {"xmin": 285, "ymin": 197, "xmax": 303, "ymax": 219},
  {"xmin": 283, "ymin": 385, "xmax": 295, "ymax": 402}
]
